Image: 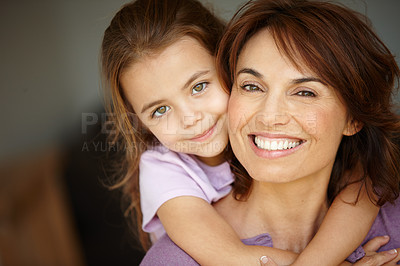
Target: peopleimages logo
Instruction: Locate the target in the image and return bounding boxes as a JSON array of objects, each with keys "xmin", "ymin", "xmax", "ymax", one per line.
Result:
[
  {"xmin": 81, "ymin": 140, "xmax": 130, "ymax": 152},
  {"xmin": 81, "ymin": 112, "xmax": 224, "ymax": 136},
  {"xmin": 81, "ymin": 112, "xmax": 140, "ymax": 135},
  {"xmin": 170, "ymin": 141, "xmax": 228, "ymax": 153},
  {"xmin": 81, "ymin": 112, "xmax": 318, "ymax": 151}
]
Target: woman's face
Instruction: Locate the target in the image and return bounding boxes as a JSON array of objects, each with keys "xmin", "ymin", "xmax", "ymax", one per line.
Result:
[
  {"xmin": 121, "ymin": 37, "xmax": 229, "ymax": 163},
  {"xmin": 228, "ymin": 29, "xmax": 355, "ymax": 183}
]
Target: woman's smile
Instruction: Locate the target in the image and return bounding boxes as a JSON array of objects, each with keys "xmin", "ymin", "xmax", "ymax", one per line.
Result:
[{"xmin": 249, "ymin": 133, "xmax": 306, "ymax": 159}]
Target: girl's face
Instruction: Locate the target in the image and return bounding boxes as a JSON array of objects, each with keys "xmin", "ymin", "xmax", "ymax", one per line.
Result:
[
  {"xmin": 228, "ymin": 29, "xmax": 356, "ymax": 183},
  {"xmin": 121, "ymin": 37, "xmax": 229, "ymax": 165}
]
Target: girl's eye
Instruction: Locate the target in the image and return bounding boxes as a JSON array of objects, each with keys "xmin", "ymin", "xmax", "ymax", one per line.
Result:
[
  {"xmin": 296, "ymin": 90, "xmax": 316, "ymax": 97},
  {"xmin": 192, "ymin": 82, "xmax": 207, "ymax": 95},
  {"xmin": 152, "ymin": 105, "xmax": 170, "ymax": 118},
  {"xmin": 241, "ymin": 84, "xmax": 261, "ymax": 92}
]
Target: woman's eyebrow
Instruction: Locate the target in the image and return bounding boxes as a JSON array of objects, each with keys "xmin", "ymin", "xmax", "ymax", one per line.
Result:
[
  {"xmin": 237, "ymin": 68, "xmax": 264, "ymax": 79},
  {"xmin": 291, "ymin": 77, "xmax": 326, "ymax": 85},
  {"xmin": 237, "ymin": 68, "xmax": 326, "ymax": 86}
]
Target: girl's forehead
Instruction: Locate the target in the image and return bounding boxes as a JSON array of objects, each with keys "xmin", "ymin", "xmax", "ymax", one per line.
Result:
[{"xmin": 120, "ymin": 37, "xmax": 217, "ymax": 107}]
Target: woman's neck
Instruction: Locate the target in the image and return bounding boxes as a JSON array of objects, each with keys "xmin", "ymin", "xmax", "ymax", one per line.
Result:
[
  {"xmin": 215, "ymin": 173, "xmax": 330, "ymax": 253},
  {"xmin": 251, "ymin": 180, "xmax": 329, "ymax": 252}
]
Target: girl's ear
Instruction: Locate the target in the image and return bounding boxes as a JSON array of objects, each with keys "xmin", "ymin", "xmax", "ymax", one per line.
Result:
[{"xmin": 343, "ymin": 119, "xmax": 363, "ymax": 136}]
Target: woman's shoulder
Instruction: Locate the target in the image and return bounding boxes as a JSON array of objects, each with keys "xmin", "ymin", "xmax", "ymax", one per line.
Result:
[
  {"xmin": 364, "ymin": 196, "xmax": 400, "ymax": 250},
  {"xmin": 140, "ymin": 234, "xmax": 198, "ymax": 266},
  {"xmin": 376, "ymin": 195, "xmax": 400, "ymax": 232},
  {"xmin": 376, "ymin": 195, "xmax": 400, "ymax": 230}
]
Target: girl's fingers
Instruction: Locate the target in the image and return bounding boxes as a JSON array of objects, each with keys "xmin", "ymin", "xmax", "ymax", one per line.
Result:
[
  {"xmin": 363, "ymin": 236, "xmax": 391, "ymax": 253},
  {"xmin": 260, "ymin": 256, "xmax": 278, "ymax": 266},
  {"xmin": 354, "ymin": 249, "xmax": 398, "ymax": 266},
  {"xmin": 387, "ymin": 248, "xmax": 400, "ymax": 265}
]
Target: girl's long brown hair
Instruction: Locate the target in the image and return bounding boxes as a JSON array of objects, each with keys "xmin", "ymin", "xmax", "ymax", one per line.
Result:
[
  {"xmin": 101, "ymin": 0, "xmax": 225, "ymax": 250},
  {"xmin": 217, "ymin": 0, "xmax": 400, "ymax": 205}
]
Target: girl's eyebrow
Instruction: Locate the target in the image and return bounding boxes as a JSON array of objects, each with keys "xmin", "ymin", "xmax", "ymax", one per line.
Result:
[
  {"xmin": 141, "ymin": 99, "xmax": 164, "ymax": 114},
  {"xmin": 141, "ymin": 70, "xmax": 211, "ymax": 114},
  {"xmin": 237, "ymin": 67, "xmax": 325, "ymax": 85},
  {"xmin": 181, "ymin": 70, "xmax": 210, "ymax": 91}
]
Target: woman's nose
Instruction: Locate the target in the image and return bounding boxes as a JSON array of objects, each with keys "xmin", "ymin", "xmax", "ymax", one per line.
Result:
[{"xmin": 256, "ymin": 93, "xmax": 290, "ymax": 129}]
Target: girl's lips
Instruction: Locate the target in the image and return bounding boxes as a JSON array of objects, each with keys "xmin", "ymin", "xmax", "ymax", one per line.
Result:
[{"xmin": 190, "ymin": 123, "xmax": 217, "ymax": 142}]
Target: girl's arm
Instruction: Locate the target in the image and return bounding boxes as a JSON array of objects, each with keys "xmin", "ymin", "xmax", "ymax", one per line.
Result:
[
  {"xmin": 158, "ymin": 196, "xmax": 298, "ymax": 266},
  {"xmin": 292, "ymin": 181, "xmax": 380, "ymax": 266}
]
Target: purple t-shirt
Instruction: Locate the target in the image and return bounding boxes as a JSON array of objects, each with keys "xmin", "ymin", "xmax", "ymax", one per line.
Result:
[
  {"xmin": 140, "ymin": 196, "xmax": 400, "ymax": 265},
  {"xmin": 140, "ymin": 145, "xmax": 234, "ymax": 239}
]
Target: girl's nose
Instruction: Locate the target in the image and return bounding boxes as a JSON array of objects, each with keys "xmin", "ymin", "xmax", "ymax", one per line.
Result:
[{"xmin": 181, "ymin": 111, "xmax": 203, "ymax": 129}]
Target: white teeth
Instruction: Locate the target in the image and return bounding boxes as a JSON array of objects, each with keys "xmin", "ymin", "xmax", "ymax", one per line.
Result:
[
  {"xmin": 270, "ymin": 141, "xmax": 278, "ymax": 150},
  {"xmin": 289, "ymin": 142, "xmax": 294, "ymax": 149},
  {"xmin": 278, "ymin": 141, "xmax": 283, "ymax": 150},
  {"xmin": 254, "ymin": 136, "xmax": 302, "ymax": 151},
  {"xmin": 265, "ymin": 140, "xmax": 270, "ymax": 150}
]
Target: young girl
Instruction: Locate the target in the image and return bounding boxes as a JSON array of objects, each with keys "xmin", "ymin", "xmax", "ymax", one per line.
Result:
[{"xmin": 101, "ymin": 0, "xmax": 382, "ymax": 265}]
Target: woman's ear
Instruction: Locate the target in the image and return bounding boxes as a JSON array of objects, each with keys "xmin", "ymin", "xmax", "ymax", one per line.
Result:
[{"xmin": 343, "ymin": 119, "xmax": 363, "ymax": 136}]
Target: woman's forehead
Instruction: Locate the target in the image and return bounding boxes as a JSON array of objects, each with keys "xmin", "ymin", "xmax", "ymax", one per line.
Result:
[{"xmin": 236, "ymin": 29, "xmax": 316, "ymax": 80}]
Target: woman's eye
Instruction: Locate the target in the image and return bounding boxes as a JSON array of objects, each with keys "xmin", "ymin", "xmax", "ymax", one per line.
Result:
[
  {"xmin": 241, "ymin": 84, "xmax": 261, "ymax": 92},
  {"xmin": 152, "ymin": 105, "xmax": 170, "ymax": 118},
  {"xmin": 192, "ymin": 82, "xmax": 207, "ymax": 95},
  {"xmin": 296, "ymin": 90, "xmax": 316, "ymax": 97}
]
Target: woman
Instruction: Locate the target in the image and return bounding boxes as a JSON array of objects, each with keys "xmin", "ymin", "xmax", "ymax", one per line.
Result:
[
  {"xmin": 140, "ymin": 0, "xmax": 400, "ymax": 264},
  {"xmin": 216, "ymin": 0, "xmax": 400, "ymax": 264}
]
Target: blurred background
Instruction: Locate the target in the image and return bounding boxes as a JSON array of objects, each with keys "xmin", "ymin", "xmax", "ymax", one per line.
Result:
[{"xmin": 0, "ymin": 0, "xmax": 399, "ymax": 265}]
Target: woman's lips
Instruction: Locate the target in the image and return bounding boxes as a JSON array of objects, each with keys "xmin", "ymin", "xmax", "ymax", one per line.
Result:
[
  {"xmin": 190, "ymin": 123, "xmax": 217, "ymax": 142},
  {"xmin": 248, "ymin": 134, "xmax": 306, "ymax": 159}
]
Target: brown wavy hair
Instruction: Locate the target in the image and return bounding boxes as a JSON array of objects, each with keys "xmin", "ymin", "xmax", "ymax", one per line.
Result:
[
  {"xmin": 101, "ymin": 0, "xmax": 225, "ymax": 250},
  {"xmin": 216, "ymin": 0, "xmax": 400, "ymax": 205}
]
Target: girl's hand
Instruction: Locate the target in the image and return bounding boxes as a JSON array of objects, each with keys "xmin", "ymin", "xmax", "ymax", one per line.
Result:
[
  {"xmin": 260, "ymin": 236, "xmax": 400, "ymax": 266},
  {"xmin": 352, "ymin": 236, "xmax": 399, "ymax": 266}
]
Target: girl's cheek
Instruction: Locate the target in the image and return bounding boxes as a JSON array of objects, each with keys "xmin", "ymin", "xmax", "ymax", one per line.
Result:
[{"xmin": 228, "ymin": 98, "xmax": 247, "ymax": 134}]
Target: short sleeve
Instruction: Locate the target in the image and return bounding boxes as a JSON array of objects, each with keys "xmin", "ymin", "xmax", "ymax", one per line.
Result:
[{"xmin": 139, "ymin": 149, "xmax": 210, "ymax": 234}]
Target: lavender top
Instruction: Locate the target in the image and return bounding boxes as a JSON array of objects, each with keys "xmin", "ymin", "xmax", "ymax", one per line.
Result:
[
  {"xmin": 140, "ymin": 145, "xmax": 234, "ymax": 239},
  {"xmin": 140, "ymin": 196, "xmax": 400, "ymax": 265}
]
